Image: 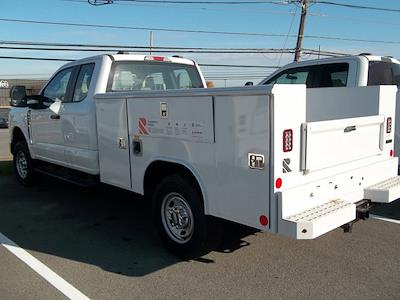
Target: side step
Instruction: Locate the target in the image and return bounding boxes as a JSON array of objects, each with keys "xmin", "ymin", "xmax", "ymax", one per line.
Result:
[
  {"xmin": 279, "ymin": 199, "xmax": 356, "ymax": 239},
  {"xmin": 364, "ymin": 176, "xmax": 400, "ymax": 203},
  {"xmin": 35, "ymin": 162, "xmax": 98, "ymax": 187}
]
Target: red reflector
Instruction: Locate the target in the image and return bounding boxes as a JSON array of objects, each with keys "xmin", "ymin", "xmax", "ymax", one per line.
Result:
[
  {"xmin": 387, "ymin": 117, "xmax": 392, "ymax": 133},
  {"xmin": 283, "ymin": 129, "xmax": 293, "ymax": 152},
  {"xmin": 390, "ymin": 149, "xmax": 394, "ymax": 157},
  {"xmin": 275, "ymin": 178, "xmax": 282, "ymax": 189},
  {"xmin": 259, "ymin": 215, "xmax": 269, "ymax": 226}
]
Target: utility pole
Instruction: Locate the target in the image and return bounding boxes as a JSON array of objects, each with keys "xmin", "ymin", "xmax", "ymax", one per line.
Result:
[
  {"xmin": 294, "ymin": 0, "xmax": 307, "ymax": 62},
  {"xmin": 149, "ymin": 31, "xmax": 153, "ymax": 55}
]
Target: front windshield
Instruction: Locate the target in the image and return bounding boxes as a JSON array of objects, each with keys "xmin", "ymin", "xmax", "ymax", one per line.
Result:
[{"xmin": 107, "ymin": 61, "xmax": 203, "ymax": 92}]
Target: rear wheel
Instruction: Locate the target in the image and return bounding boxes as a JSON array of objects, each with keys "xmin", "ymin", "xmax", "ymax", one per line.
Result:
[
  {"xmin": 153, "ymin": 174, "xmax": 208, "ymax": 258},
  {"xmin": 13, "ymin": 141, "xmax": 36, "ymax": 186}
]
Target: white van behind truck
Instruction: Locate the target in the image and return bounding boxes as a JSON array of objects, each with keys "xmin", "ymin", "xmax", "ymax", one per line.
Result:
[{"xmin": 8, "ymin": 54, "xmax": 400, "ymax": 257}]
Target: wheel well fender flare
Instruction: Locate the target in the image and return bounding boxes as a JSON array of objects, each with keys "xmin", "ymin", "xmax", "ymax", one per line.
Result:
[{"xmin": 143, "ymin": 158, "xmax": 209, "ymax": 214}]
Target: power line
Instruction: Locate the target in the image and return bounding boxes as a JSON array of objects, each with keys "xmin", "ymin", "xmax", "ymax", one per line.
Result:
[
  {"xmin": 0, "ymin": 55, "xmax": 281, "ymax": 67},
  {"xmin": 1, "ymin": 17, "xmax": 398, "ymax": 46},
  {"xmin": 0, "ymin": 40, "xmax": 295, "ymax": 51},
  {"xmin": 316, "ymin": 1, "xmax": 400, "ymax": 13},
  {"xmin": 88, "ymin": 0, "xmax": 292, "ymax": 5},
  {"xmin": 0, "ymin": 18, "xmax": 292, "ymax": 38},
  {"xmin": 0, "ymin": 43, "xmax": 348, "ymax": 56},
  {"xmin": 64, "ymin": 0, "xmax": 297, "ymax": 15},
  {"xmin": 278, "ymin": 5, "xmax": 297, "ymax": 65},
  {"xmin": 0, "ymin": 46, "xmax": 297, "ymax": 54},
  {"xmin": 85, "ymin": 0, "xmax": 400, "ymax": 13},
  {"xmin": 0, "ymin": 49, "xmax": 347, "ymax": 64},
  {"xmin": 200, "ymin": 63, "xmax": 279, "ymax": 68},
  {"xmin": 0, "ymin": 56, "xmax": 74, "ymax": 62}
]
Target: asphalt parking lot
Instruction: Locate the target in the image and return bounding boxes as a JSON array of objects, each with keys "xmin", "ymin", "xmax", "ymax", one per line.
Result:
[
  {"xmin": 0, "ymin": 128, "xmax": 400, "ymax": 299},
  {"xmin": 0, "ymin": 128, "xmax": 10, "ymax": 160}
]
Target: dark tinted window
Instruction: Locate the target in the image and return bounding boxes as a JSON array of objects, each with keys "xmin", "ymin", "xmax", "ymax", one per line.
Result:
[
  {"xmin": 368, "ymin": 61, "xmax": 400, "ymax": 86},
  {"xmin": 318, "ymin": 63, "xmax": 348, "ymax": 87}
]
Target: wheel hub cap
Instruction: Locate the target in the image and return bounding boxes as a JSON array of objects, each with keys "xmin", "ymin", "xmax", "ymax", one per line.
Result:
[
  {"xmin": 161, "ymin": 193, "xmax": 194, "ymax": 244},
  {"xmin": 16, "ymin": 151, "xmax": 28, "ymax": 179}
]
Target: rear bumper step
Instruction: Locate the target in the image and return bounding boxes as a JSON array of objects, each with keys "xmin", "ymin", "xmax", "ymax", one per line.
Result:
[
  {"xmin": 364, "ymin": 176, "xmax": 400, "ymax": 203},
  {"xmin": 279, "ymin": 199, "xmax": 356, "ymax": 239}
]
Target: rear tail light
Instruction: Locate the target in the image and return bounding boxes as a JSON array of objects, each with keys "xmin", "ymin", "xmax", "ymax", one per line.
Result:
[
  {"xmin": 283, "ymin": 129, "xmax": 293, "ymax": 152},
  {"xmin": 387, "ymin": 117, "xmax": 392, "ymax": 133}
]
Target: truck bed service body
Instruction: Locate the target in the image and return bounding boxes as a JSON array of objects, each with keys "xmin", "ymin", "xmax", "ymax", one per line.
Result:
[{"xmin": 8, "ymin": 54, "xmax": 400, "ymax": 256}]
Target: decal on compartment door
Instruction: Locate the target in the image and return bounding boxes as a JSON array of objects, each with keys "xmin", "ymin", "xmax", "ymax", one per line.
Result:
[
  {"xmin": 137, "ymin": 117, "xmax": 206, "ymax": 141},
  {"xmin": 283, "ymin": 158, "xmax": 292, "ymax": 173},
  {"xmin": 138, "ymin": 117, "xmax": 149, "ymax": 135}
]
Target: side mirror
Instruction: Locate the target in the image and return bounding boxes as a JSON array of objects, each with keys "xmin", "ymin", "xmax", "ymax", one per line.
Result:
[
  {"xmin": 26, "ymin": 95, "xmax": 53, "ymax": 109},
  {"xmin": 9, "ymin": 86, "xmax": 27, "ymax": 107},
  {"xmin": 245, "ymin": 81, "xmax": 254, "ymax": 86}
]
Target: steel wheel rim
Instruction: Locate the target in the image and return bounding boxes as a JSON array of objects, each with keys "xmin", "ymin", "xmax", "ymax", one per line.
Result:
[
  {"xmin": 16, "ymin": 151, "xmax": 28, "ymax": 179},
  {"xmin": 161, "ymin": 192, "xmax": 194, "ymax": 244}
]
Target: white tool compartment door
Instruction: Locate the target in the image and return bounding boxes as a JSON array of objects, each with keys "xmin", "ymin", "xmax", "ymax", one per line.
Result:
[
  {"xmin": 96, "ymin": 98, "xmax": 131, "ymax": 189},
  {"xmin": 303, "ymin": 115, "xmax": 384, "ymax": 172}
]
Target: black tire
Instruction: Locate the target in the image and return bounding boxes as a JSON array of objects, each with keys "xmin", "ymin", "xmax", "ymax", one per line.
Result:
[
  {"xmin": 13, "ymin": 141, "xmax": 36, "ymax": 186},
  {"xmin": 153, "ymin": 174, "xmax": 208, "ymax": 258}
]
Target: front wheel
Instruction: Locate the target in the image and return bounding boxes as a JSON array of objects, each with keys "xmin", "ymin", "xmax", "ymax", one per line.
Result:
[
  {"xmin": 153, "ymin": 174, "xmax": 208, "ymax": 258},
  {"xmin": 13, "ymin": 141, "xmax": 36, "ymax": 186}
]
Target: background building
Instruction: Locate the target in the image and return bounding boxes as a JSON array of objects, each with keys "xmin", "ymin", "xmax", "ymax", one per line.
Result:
[
  {"xmin": 0, "ymin": 79, "xmax": 48, "ymax": 107},
  {"xmin": 0, "ymin": 79, "xmax": 48, "ymax": 119}
]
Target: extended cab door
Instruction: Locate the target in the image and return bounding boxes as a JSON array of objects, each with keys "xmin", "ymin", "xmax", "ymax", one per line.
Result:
[
  {"xmin": 30, "ymin": 67, "xmax": 75, "ymax": 163},
  {"xmin": 61, "ymin": 63, "xmax": 97, "ymax": 173}
]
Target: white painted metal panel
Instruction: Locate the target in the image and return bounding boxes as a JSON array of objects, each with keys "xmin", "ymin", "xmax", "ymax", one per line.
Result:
[
  {"xmin": 126, "ymin": 95, "xmax": 214, "ymax": 196},
  {"xmin": 30, "ymin": 102, "xmax": 64, "ymax": 161},
  {"xmin": 303, "ymin": 115, "xmax": 384, "ymax": 173},
  {"xmin": 213, "ymin": 93, "xmax": 270, "ymax": 229},
  {"xmin": 96, "ymin": 97, "xmax": 131, "ymax": 189}
]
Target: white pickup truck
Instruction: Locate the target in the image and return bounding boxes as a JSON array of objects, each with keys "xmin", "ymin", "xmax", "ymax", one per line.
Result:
[
  {"xmin": 8, "ymin": 53, "xmax": 400, "ymax": 257},
  {"xmin": 259, "ymin": 54, "xmax": 400, "ymax": 159}
]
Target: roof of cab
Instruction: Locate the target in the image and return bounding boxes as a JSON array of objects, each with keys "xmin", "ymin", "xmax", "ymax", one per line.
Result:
[
  {"xmin": 259, "ymin": 54, "xmax": 400, "ymax": 85},
  {"xmin": 60, "ymin": 53, "xmax": 196, "ymax": 69},
  {"xmin": 110, "ymin": 54, "xmax": 196, "ymax": 65},
  {"xmin": 275, "ymin": 54, "xmax": 400, "ymax": 70}
]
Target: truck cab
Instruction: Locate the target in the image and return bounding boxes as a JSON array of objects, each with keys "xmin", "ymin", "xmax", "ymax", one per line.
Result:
[
  {"xmin": 259, "ymin": 54, "xmax": 400, "ymax": 88},
  {"xmin": 9, "ymin": 54, "xmax": 206, "ymax": 177}
]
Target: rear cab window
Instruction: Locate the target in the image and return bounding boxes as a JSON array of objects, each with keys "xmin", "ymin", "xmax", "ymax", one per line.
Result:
[
  {"xmin": 107, "ymin": 61, "xmax": 203, "ymax": 92},
  {"xmin": 367, "ymin": 61, "xmax": 400, "ymax": 86}
]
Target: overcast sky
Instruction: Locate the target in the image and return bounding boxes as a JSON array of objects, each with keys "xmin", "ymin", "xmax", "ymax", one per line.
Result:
[{"xmin": 1, "ymin": 0, "xmax": 400, "ymax": 86}]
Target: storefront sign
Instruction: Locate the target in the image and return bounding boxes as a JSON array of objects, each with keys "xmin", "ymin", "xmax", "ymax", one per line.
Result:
[{"xmin": 0, "ymin": 80, "xmax": 9, "ymax": 89}]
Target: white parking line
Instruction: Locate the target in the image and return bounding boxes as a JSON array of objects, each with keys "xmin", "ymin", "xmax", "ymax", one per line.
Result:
[
  {"xmin": 370, "ymin": 214, "xmax": 400, "ymax": 225},
  {"xmin": 0, "ymin": 232, "xmax": 90, "ymax": 300}
]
